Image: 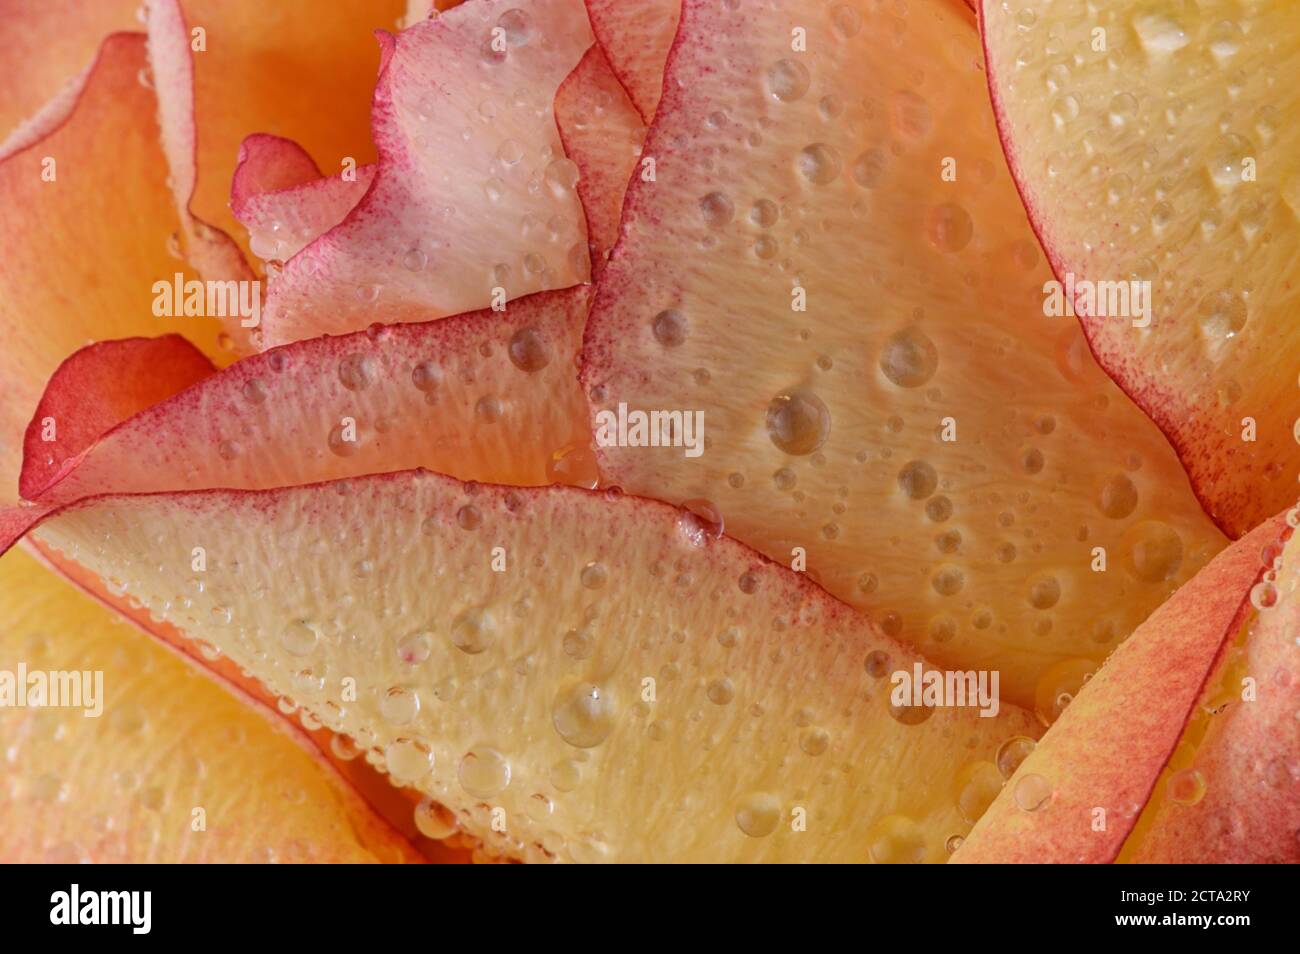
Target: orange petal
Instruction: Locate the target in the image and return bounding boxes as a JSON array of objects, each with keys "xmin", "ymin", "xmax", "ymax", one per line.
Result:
[
  {"xmin": 979, "ymin": 1, "xmax": 1300, "ymax": 536},
  {"xmin": 952, "ymin": 513, "xmax": 1287, "ymax": 863},
  {"xmin": 145, "ymin": 0, "xmax": 404, "ymax": 267},
  {"xmin": 579, "ymin": 0, "xmax": 1226, "ymax": 706},
  {"xmin": 0, "ymin": 0, "xmax": 138, "ymax": 151},
  {"xmin": 1128, "ymin": 518, "xmax": 1300, "ymax": 863},
  {"xmin": 554, "ymin": 44, "xmax": 645, "ymax": 275},
  {"xmin": 19, "ymin": 469, "xmax": 1039, "ymax": 861},
  {"xmin": 21, "ymin": 335, "xmax": 215, "ymax": 499},
  {"xmin": 585, "ymin": 0, "xmax": 679, "ymax": 122},
  {"xmin": 230, "ymin": 134, "xmax": 376, "ymax": 263},
  {"xmin": 0, "ymin": 33, "xmax": 228, "ymax": 494},
  {"xmin": 0, "ymin": 287, "xmax": 595, "ymax": 554},
  {"xmin": 259, "ymin": 0, "xmax": 594, "ymax": 346},
  {"xmin": 0, "ymin": 546, "xmax": 422, "ymax": 862}
]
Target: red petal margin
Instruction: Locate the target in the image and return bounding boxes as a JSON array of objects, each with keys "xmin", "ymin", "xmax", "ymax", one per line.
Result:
[
  {"xmin": 258, "ymin": 0, "xmax": 595, "ymax": 347},
  {"xmin": 0, "ymin": 33, "xmax": 228, "ymax": 494},
  {"xmin": 20, "ymin": 336, "xmax": 215, "ymax": 500},
  {"xmin": 953, "ymin": 513, "xmax": 1290, "ymax": 863},
  {"xmin": 230, "ymin": 134, "xmax": 376, "ymax": 265},
  {"xmin": 0, "ymin": 0, "xmax": 138, "ymax": 154},
  {"xmin": 583, "ymin": 0, "xmax": 679, "ymax": 123},
  {"xmin": 144, "ymin": 0, "xmax": 257, "ymax": 352}
]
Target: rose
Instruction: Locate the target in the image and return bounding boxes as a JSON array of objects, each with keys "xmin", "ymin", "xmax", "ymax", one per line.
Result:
[{"xmin": 0, "ymin": 0, "xmax": 1294, "ymax": 864}]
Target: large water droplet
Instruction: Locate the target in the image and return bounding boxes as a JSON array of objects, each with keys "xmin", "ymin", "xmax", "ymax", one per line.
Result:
[
  {"xmin": 880, "ymin": 327, "xmax": 939, "ymax": 388},
  {"xmin": 552, "ymin": 682, "xmax": 616, "ymax": 748},
  {"xmin": 459, "ymin": 747, "xmax": 512, "ymax": 799},
  {"xmin": 765, "ymin": 58, "xmax": 810, "ymax": 102},
  {"xmin": 735, "ymin": 792, "xmax": 781, "ymax": 837}
]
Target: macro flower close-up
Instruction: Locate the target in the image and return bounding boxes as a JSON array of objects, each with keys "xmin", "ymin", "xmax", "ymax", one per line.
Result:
[{"xmin": 0, "ymin": 0, "xmax": 1297, "ymax": 871}]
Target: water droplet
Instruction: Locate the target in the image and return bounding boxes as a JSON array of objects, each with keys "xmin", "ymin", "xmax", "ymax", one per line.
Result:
[
  {"xmin": 880, "ymin": 327, "xmax": 939, "ymax": 388},
  {"xmin": 397, "ymin": 631, "xmax": 432, "ymax": 666},
  {"xmin": 385, "ymin": 738, "xmax": 433, "ymax": 782},
  {"xmin": 699, "ymin": 191, "xmax": 734, "ymax": 228},
  {"xmin": 765, "ymin": 58, "xmax": 810, "ymax": 102},
  {"xmin": 414, "ymin": 797, "xmax": 458, "ymax": 839},
  {"xmin": 866, "ymin": 814, "xmax": 926, "ymax": 863},
  {"xmin": 1132, "ymin": 12, "xmax": 1190, "ymax": 54},
  {"xmin": 580, "ymin": 561, "xmax": 607, "ymax": 590},
  {"xmin": 411, "ymin": 361, "xmax": 442, "ymax": 392},
  {"xmin": 380, "ymin": 686, "xmax": 420, "ymax": 725},
  {"xmin": 651, "ymin": 309, "xmax": 688, "ymax": 347},
  {"xmin": 957, "ymin": 762, "xmax": 1003, "ymax": 823},
  {"xmin": 459, "ymin": 747, "xmax": 511, "ymax": 799},
  {"xmin": 550, "ymin": 759, "xmax": 581, "ymax": 792},
  {"xmin": 750, "ymin": 198, "xmax": 779, "ymax": 227},
  {"xmin": 926, "ymin": 203, "xmax": 973, "ymax": 252},
  {"xmin": 496, "ymin": 8, "xmax": 532, "ymax": 47},
  {"xmin": 735, "ymin": 792, "xmax": 781, "ymax": 837},
  {"xmin": 831, "ymin": 4, "xmax": 862, "ymax": 37},
  {"xmin": 932, "ymin": 565, "xmax": 965, "ymax": 597},
  {"xmin": 706, "ymin": 677, "xmax": 734, "ymax": 705},
  {"xmin": 544, "ymin": 157, "xmax": 580, "ymax": 195},
  {"xmin": 328, "ymin": 422, "xmax": 359, "ymax": 457},
  {"xmin": 765, "ymin": 389, "xmax": 830, "ymax": 455},
  {"xmin": 1013, "ymin": 773, "xmax": 1053, "ymax": 812},
  {"xmin": 800, "ymin": 727, "xmax": 830, "ymax": 756},
  {"xmin": 864, "ymin": 649, "xmax": 891, "ymax": 678},
  {"xmin": 889, "ymin": 698, "xmax": 934, "ymax": 726},
  {"xmin": 1249, "ymin": 580, "xmax": 1278, "ymax": 610},
  {"xmin": 796, "ymin": 143, "xmax": 841, "ymax": 185},
  {"xmin": 451, "ymin": 607, "xmax": 492, "ymax": 654},
  {"xmin": 1167, "ymin": 767, "xmax": 1206, "ymax": 805},
  {"xmin": 1097, "ymin": 473, "xmax": 1139, "ymax": 519},
  {"xmin": 897, "ymin": 459, "xmax": 938, "ymax": 500},
  {"xmin": 852, "ymin": 148, "xmax": 888, "ymax": 188},
  {"xmin": 1122, "ymin": 520, "xmax": 1184, "ymax": 582},
  {"xmin": 889, "ymin": 90, "xmax": 932, "ymax": 141},
  {"xmin": 996, "ymin": 736, "xmax": 1036, "ymax": 778},
  {"xmin": 508, "ymin": 327, "xmax": 550, "ymax": 372},
  {"xmin": 281, "ymin": 620, "xmax": 319, "ymax": 656},
  {"xmin": 338, "ymin": 353, "xmax": 375, "ymax": 391},
  {"xmin": 1027, "ymin": 575, "xmax": 1061, "ymax": 610},
  {"xmin": 552, "ymin": 682, "xmax": 616, "ymax": 748},
  {"xmin": 1196, "ymin": 289, "xmax": 1248, "ymax": 340}
]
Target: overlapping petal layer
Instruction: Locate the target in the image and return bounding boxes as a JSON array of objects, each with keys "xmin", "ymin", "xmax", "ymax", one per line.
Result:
[
  {"xmin": 580, "ymin": 0, "xmax": 1227, "ymax": 708},
  {"xmin": 979, "ymin": 0, "xmax": 1300, "ymax": 537}
]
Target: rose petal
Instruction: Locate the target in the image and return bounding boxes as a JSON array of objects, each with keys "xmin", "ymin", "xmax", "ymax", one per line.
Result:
[
  {"xmin": 1129, "ymin": 520, "xmax": 1300, "ymax": 863},
  {"xmin": 952, "ymin": 513, "xmax": 1287, "ymax": 863},
  {"xmin": 21, "ymin": 335, "xmax": 215, "ymax": 499},
  {"xmin": 231, "ymin": 134, "xmax": 376, "ymax": 264},
  {"xmin": 259, "ymin": 0, "xmax": 595, "ymax": 346},
  {"xmin": 0, "ymin": 287, "xmax": 594, "ymax": 555},
  {"xmin": 0, "ymin": 33, "xmax": 228, "ymax": 494},
  {"xmin": 0, "ymin": 546, "xmax": 422, "ymax": 862},
  {"xmin": 584, "ymin": 0, "xmax": 680, "ymax": 122},
  {"xmin": 979, "ymin": 1, "xmax": 1300, "ymax": 536},
  {"xmin": 23, "ymin": 468, "xmax": 1039, "ymax": 862},
  {"xmin": 554, "ymin": 44, "xmax": 644, "ymax": 276},
  {"xmin": 579, "ymin": 0, "xmax": 1226, "ymax": 706},
  {"xmin": 144, "ymin": 0, "xmax": 405, "ymax": 268},
  {"xmin": 0, "ymin": 0, "xmax": 138, "ymax": 153}
]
